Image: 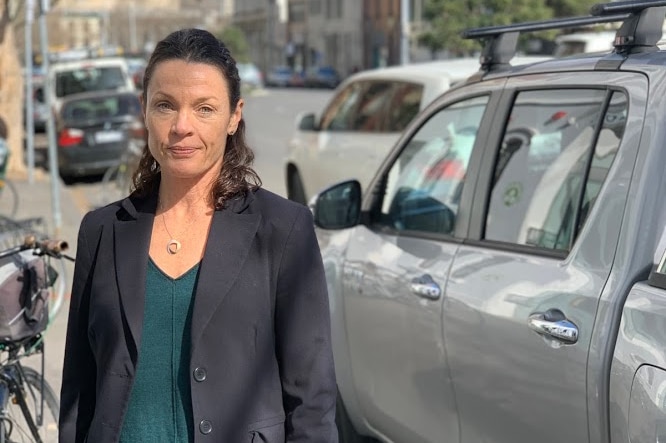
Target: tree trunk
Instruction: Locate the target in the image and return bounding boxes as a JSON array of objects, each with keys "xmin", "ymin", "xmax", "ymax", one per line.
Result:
[{"xmin": 0, "ymin": 1, "xmax": 26, "ymax": 177}]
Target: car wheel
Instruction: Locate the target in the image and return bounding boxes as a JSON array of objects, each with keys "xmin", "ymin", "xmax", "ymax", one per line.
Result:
[
  {"xmin": 288, "ymin": 171, "xmax": 307, "ymax": 205},
  {"xmin": 60, "ymin": 173, "xmax": 76, "ymax": 186},
  {"xmin": 336, "ymin": 392, "xmax": 377, "ymax": 443}
]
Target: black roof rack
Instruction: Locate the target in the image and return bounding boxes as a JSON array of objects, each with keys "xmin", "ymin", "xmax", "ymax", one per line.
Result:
[{"xmin": 462, "ymin": 0, "xmax": 666, "ymax": 72}]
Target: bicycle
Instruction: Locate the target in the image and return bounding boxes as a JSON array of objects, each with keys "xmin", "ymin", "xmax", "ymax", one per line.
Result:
[
  {"xmin": 99, "ymin": 125, "xmax": 144, "ymax": 207},
  {"xmin": 0, "ymin": 141, "xmax": 18, "ymax": 219},
  {"xmin": 0, "ymin": 179, "xmax": 19, "ymax": 220},
  {"xmin": 0, "ymin": 225, "xmax": 72, "ymax": 443}
]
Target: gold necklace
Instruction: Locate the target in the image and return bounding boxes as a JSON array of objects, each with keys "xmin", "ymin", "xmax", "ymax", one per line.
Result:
[{"xmin": 161, "ymin": 210, "xmax": 181, "ymax": 255}]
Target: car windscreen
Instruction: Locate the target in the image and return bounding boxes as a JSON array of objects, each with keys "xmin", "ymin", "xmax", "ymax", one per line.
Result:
[
  {"xmin": 55, "ymin": 66, "xmax": 127, "ymax": 98},
  {"xmin": 61, "ymin": 94, "xmax": 141, "ymax": 121}
]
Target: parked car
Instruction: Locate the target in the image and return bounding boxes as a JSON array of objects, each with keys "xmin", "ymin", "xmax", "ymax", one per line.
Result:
[
  {"xmin": 303, "ymin": 65, "xmax": 341, "ymax": 89},
  {"xmin": 48, "ymin": 57, "xmax": 136, "ymax": 114},
  {"xmin": 238, "ymin": 62, "xmax": 264, "ymax": 90},
  {"xmin": 265, "ymin": 66, "xmax": 295, "ymax": 87},
  {"xmin": 284, "ymin": 56, "xmax": 548, "ymax": 204},
  {"xmin": 56, "ymin": 90, "xmax": 144, "ymax": 183},
  {"xmin": 311, "ymin": 2, "xmax": 666, "ymax": 442},
  {"xmin": 124, "ymin": 56, "xmax": 147, "ymax": 90}
]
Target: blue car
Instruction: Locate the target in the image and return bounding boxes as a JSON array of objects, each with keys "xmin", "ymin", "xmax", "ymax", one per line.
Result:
[{"xmin": 304, "ymin": 66, "xmax": 340, "ymax": 89}]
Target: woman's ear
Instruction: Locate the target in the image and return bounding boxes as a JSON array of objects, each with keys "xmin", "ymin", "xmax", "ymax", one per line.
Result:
[{"xmin": 228, "ymin": 99, "xmax": 244, "ymax": 135}]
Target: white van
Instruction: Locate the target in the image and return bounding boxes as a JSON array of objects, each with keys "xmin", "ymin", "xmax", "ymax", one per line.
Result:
[
  {"xmin": 47, "ymin": 57, "xmax": 136, "ymax": 113},
  {"xmin": 554, "ymin": 31, "xmax": 616, "ymax": 56}
]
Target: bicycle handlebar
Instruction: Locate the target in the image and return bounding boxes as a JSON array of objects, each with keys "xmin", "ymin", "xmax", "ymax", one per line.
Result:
[{"xmin": 22, "ymin": 235, "xmax": 69, "ymax": 256}]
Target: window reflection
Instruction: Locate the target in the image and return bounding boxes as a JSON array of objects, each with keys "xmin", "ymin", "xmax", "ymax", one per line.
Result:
[{"xmin": 485, "ymin": 89, "xmax": 627, "ymax": 252}]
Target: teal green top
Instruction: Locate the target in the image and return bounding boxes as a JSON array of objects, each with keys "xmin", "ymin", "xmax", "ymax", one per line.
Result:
[{"xmin": 119, "ymin": 259, "xmax": 200, "ymax": 443}]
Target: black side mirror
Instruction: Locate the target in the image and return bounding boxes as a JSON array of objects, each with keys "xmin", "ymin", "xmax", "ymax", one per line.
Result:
[{"xmin": 312, "ymin": 180, "xmax": 362, "ymax": 230}]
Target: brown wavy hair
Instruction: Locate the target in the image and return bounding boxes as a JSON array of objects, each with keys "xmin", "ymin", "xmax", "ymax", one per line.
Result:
[{"xmin": 131, "ymin": 28, "xmax": 261, "ymax": 208}]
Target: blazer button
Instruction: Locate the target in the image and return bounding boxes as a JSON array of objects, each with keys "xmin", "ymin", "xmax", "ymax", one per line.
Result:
[
  {"xmin": 199, "ymin": 419, "xmax": 212, "ymax": 435},
  {"xmin": 193, "ymin": 367, "xmax": 207, "ymax": 382}
]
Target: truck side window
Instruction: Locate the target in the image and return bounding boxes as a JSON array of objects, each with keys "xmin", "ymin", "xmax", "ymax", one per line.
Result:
[
  {"xmin": 484, "ymin": 89, "xmax": 627, "ymax": 252},
  {"xmin": 374, "ymin": 95, "xmax": 489, "ymax": 235}
]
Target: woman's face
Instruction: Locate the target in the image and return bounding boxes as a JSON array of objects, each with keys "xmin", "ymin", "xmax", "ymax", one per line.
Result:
[{"xmin": 142, "ymin": 59, "xmax": 243, "ymax": 182}]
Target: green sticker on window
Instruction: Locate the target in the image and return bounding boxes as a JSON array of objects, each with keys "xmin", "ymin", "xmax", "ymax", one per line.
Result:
[{"xmin": 503, "ymin": 182, "xmax": 523, "ymax": 206}]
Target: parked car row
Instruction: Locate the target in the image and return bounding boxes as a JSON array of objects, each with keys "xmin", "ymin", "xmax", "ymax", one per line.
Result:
[
  {"xmin": 265, "ymin": 65, "xmax": 341, "ymax": 89},
  {"xmin": 297, "ymin": 1, "xmax": 666, "ymax": 442}
]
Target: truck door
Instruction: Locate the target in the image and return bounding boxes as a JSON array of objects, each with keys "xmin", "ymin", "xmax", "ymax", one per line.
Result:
[
  {"xmin": 339, "ymin": 83, "xmax": 502, "ymax": 442},
  {"xmin": 443, "ymin": 72, "xmax": 646, "ymax": 443}
]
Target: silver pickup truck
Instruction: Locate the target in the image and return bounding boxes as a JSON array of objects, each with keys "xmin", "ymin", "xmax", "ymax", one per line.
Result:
[{"xmin": 311, "ymin": 2, "xmax": 666, "ymax": 442}]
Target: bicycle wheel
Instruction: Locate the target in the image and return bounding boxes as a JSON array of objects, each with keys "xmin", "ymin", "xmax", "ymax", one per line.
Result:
[
  {"xmin": 114, "ymin": 162, "xmax": 133, "ymax": 198},
  {"xmin": 99, "ymin": 163, "xmax": 123, "ymax": 207},
  {"xmin": 4, "ymin": 366, "xmax": 59, "ymax": 443},
  {"xmin": 0, "ymin": 180, "xmax": 19, "ymax": 219}
]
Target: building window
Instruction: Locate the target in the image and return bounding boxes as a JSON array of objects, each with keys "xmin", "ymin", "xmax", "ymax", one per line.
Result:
[
  {"xmin": 310, "ymin": 0, "xmax": 321, "ymax": 15},
  {"xmin": 289, "ymin": 2, "xmax": 306, "ymax": 22}
]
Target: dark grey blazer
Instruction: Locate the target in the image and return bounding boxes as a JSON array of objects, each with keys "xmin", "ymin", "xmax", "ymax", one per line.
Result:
[{"xmin": 58, "ymin": 188, "xmax": 338, "ymax": 443}]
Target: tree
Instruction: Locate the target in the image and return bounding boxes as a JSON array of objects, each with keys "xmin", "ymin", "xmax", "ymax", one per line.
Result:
[
  {"xmin": 215, "ymin": 26, "xmax": 250, "ymax": 63},
  {"xmin": 546, "ymin": 0, "xmax": 599, "ymax": 18},
  {"xmin": 419, "ymin": 0, "xmax": 555, "ymax": 57},
  {"xmin": 418, "ymin": 0, "xmax": 596, "ymax": 57}
]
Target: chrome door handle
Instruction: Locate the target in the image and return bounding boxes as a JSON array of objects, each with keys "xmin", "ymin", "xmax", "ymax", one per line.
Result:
[
  {"xmin": 528, "ymin": 309, "xmax": 579, "ymax": 344},
  {"xmin": 410, "ymin": 274, "xmax": 441, "ymax": 300}
]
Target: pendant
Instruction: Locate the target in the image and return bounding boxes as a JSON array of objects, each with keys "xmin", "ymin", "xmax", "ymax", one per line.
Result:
[{"xmin": 167, "ymin": 239, "xmax": 181, "ymax": 255}]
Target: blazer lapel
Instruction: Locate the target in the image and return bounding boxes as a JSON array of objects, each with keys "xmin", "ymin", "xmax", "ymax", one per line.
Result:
[
  {"xmin": 191, "ymin": 206, "xmax": 261, "ymax": 349},
  {"xmin": 114, "ymin": 196, "xmax": 155, "ymax": 364}
]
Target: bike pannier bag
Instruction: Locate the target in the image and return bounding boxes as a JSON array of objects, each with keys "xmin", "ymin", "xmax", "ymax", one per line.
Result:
[{"xmin": 0, "ymin": 250, "xmax": 52, "ymax": 343}]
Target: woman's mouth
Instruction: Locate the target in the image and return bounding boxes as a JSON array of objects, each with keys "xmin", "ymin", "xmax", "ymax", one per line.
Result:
[{"xmin": 168, "ymin": 146, "xmax": 197, "ymax": 156}]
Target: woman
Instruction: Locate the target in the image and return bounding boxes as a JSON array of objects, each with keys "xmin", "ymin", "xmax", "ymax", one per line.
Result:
[{"xmin": 59, "ymin": 28, "xmax": 338, "ymax": 443}]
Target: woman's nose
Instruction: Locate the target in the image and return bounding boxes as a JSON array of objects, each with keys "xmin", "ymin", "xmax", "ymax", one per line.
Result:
[{"xmin": 171, "ymin": 111, "xmax": 194, "ymax": 135}]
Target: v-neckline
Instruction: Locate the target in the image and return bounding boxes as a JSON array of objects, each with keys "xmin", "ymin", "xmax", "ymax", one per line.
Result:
[{"xmin": 148, "ymin": 257, "xmax": 201, "ymax": 281}]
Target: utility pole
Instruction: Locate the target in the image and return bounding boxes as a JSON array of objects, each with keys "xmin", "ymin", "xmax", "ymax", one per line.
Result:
[
  {"xmin": 400, "ymin": 0, "xmax": 410, "ymax": 65},
  {"xmin": 38, "ymin": 0, "xmax": 63, "ymax": 235},
  {"xmin": 129, "ymin": 1, "xmax": 137, "ymax": 53},
  {"xmin": 24, "ymin": 0, "xmax": 36, "ymax": 184},
  {"xmin": 267, "ymin": 0, "xmax": 275, "ymax": 71}
]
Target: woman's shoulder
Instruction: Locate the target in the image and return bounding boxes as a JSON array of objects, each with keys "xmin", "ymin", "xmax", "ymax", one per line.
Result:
[
  {"xmin": 248, "ymin": 187, "xmax": 311, "ymax": 218},
  {"xmin": 79, "ymin": 198, "xmax": 132, "ymax": 230}
]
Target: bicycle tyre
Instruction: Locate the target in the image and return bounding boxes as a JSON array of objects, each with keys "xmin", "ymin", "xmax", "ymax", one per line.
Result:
[
  {"xmin": 4, "ymin": 366, "xmax": 59, "ymax": 443},
  {"xmin": 114, "ymin": 162, "xmax": 132, "ymax": 198},
  {"xmin": 99, "ymin": 163, "xmax": 122, "ymax": 207},
  {"xmin": 0, "ymin": 180, "xmax": 19, "ymax": 219}
]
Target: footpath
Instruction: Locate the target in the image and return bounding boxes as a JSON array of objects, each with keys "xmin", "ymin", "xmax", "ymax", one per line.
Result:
[{"xmin": 5, "ymin": 167, "xmax": 85, "ymax": 417}]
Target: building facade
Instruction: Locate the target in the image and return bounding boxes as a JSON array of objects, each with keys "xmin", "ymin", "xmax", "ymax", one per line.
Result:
[
  {"xmin": 362, "ymin": 0, "xmax": 427, "ymax": 69},
  {"xmin": 283, "ymin": 0, "xmax": 424, "ymax": 77},
  {"xmin": 304, "ymin": 0, "xmax": 363, "ymax": 77},
  {"xmin": 20, "ymin": 0, "xmax": 235, "ymax": 61},
  {"xmin": 232, "ymin": 0, "xmax": 287, "ymax": 75}
]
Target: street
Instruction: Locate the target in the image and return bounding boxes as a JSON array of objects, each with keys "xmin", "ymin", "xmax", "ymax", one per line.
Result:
[{"xmin": 22, "ymin": 86, "xmax": 333, "ymax": 440}]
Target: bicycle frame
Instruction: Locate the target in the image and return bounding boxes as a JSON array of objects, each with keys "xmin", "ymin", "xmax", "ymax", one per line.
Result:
[
  {"xmin": 0, "ymin": 359, "xmax": 45, "ymax": 443},
  {"xmin": 0, "ymin": 231, "xmax": 73, "ymax": 443}
]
